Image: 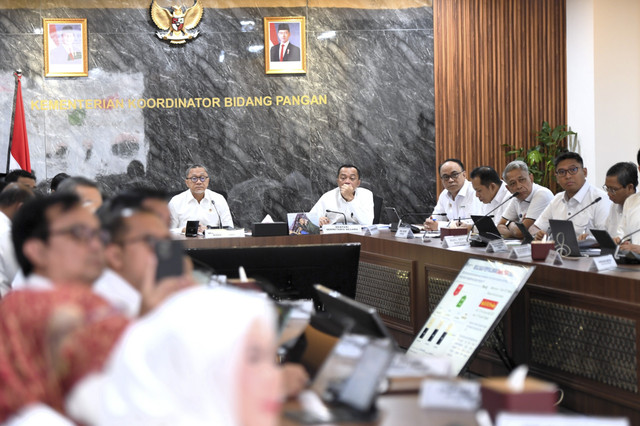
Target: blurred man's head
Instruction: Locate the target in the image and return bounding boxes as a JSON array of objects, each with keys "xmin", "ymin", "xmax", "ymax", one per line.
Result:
[
  {"xmin": 5, "ymin": 169, "xmax": 36, "ymax": 191},
  {"xmin": 12, "ymin": 193, "xmax": 106, "ymax": 285},
  {"xmin": 57, "ymin": 176, "xmax": 103, "ymax": 213},
  {"xmin": 0, "ymin": 184, "xmax": 35, "ymax": 221}
]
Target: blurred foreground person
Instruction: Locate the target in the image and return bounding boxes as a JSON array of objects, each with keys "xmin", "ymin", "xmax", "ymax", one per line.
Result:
[{"xmin": 1, "ymin": 285, "xmax": 283, "ymax": 425}]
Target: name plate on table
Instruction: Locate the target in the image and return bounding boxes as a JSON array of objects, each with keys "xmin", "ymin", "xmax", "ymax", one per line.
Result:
[
  {"xmin": 205, "ymin": 228, "xmax": 245, "ymax": 238},
  {"xmin": 395, "ymin": 227, "xmax": 415, "ymax": 239},
  {"xmin": 322, "ymin": 224, "xmax": 363, "ymax": 234},
  {"xmin": 442, "ymin": 235, "xmax": 468, "ymax": 248},
  {"xmin": 363, "ymin": 225, "xmax": 380, "ymax": 236},
  {"xmin": 419, "ymin": 379, "xmax": 480, "ymax": 411},
  {"xmin": 495, "ymin": 413, "xmax": 630, "ymax": 426},
  {"xmin": 589, "ymin": 255, "xmax": 617, "ymax": 272},
  {"xmin": 544, "ymin": 250, "xmax": 564, "ymax": 266},
  {"xmin": 486, "ymin": 239, "xmax": 509, "ymax": 253},
  {"xmin": 508, "ymin": 245, "xmax": 531, "ymax": 259}
]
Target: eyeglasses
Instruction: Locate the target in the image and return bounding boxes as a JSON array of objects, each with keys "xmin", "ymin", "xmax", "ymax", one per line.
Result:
[
  {"xmin": 50, "ymin": 225, "xmax": 109, "ymax": 244},
  {"xmin": 602, "ymin": 184, "xmax": 624, "ymax": 195},
  {"xmin": 555, "ymin": 166, "xmax": 580, "ymax": 177},
  {"xmin": 116, "ymin": 235, "xmax": 169, "ymax": 250},
  {"xmin": 440, "ymin": 171, "xmax": 462, "ymax": 181},
  {"xmin": 188, "ymin": 176, "xmax": 209, "ymax": 183}
]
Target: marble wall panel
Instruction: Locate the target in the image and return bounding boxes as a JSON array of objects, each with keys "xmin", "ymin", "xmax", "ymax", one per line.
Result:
[{"xmin": 0, "ymin": 3, "xmax": 435, "ymax": 227}]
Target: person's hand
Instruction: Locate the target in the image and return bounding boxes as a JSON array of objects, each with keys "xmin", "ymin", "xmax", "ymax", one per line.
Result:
[
  {"xmin": 339, "ymin": 184, "xmax": 355, "ymax": 202},
  {"xmin": 534, "ymin": 230, "xmax": 547, "ymax": 241},
  {"xmin": 497, "ymin": 223, "xmax": 511, "ymax": 237},
  {"xmin": 577, "ymin": 233, "xmax": 589, "ymax": 241},
  {"xmin": 319, "ymin": 216, "xmax": 331, "ymax": 226},
  {"xmin": 423, "ymin": 217, "xmax": 438, "ymax": 231},
  {"xmin": 614, "ymin": 236, "xmax": 622, "ymax": 244},
  {"xmin": 281, "ymin": 363, "xmax": 309, "ymax": 398},
  {"xmin": 139, "ymin": 255, "xmax": 195, "ymax": 316}
]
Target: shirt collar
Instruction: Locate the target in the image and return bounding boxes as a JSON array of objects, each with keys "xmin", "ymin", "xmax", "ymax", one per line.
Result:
[{"xmin": 563, "ymin": 180, "xmax": 590, "ymax": 204}]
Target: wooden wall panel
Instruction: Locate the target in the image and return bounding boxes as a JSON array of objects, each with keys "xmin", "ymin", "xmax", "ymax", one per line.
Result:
[{"xmin": 433, "ymin": 0, "xmax": 566, "ymax": 190}]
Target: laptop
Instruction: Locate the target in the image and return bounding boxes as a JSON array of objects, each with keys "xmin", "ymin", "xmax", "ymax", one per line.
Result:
[
  {"xmin": 514, "ymin": 222, "xmax": 534, "ymax": 244},
  {"xmin": 286, "ymin": 333, "xmax": 396, "ymax": 423},
  {"xmin": 590, "ymin": 229, "xmax": 640, "ymax": 264},
  {"xmin": 548, "ymin": 219, "xmax": 600, "ymax": 257},
  {"xmin": 470, "ymin": 215, "xmax": 502, "ymax": 245}
]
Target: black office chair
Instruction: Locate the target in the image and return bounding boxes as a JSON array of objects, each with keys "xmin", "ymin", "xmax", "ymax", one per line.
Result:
[{"xmin": 372, "ymin": 195, "xmax": 383, "ymax": 224}]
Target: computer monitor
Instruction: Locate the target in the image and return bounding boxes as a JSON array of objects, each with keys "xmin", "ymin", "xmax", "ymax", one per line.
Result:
[
  {"xmin": 314, "ymin": 284, "xmax": 394, "ymax": 341},
  {"xmin": 186, "ymin": 243, "xmax": 361, "ymax": 301}
]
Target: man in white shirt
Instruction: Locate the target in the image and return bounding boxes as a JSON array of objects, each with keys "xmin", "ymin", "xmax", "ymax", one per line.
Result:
[
  {"xmin": 497, "ymin": 160, "xmax": 554, "ymax": 238},
  {"xmin": 602, "ymin": 162, "xmax": 637, "ymax": 238},
  {"xmin": 0, "ymin": 185, "xmax": 34, "ymax": 296},
  {"xmin": 308, "ymin": 164, "xmax": 374, "ymax": 226},
  {"xmin": 95, "ymin": 206, "xmax": 188, "ymax": 318},
  {"xmin": 531, "ymin": 152, "xmax": 611, "ymax": 240},
  {"xmin": 469, "ymin": 166, "xmax": 513, "ymax": 225},
  {"xmin": 616, "ymin": 151, "xmax": 640, "ymax": 252},
  {"xmin": 169, "ymin": 165, "xmax": 233, "ymax": 232},
  {"xmin": 424, "ymin": 159, "xmax": 482, "ymax": 230}
]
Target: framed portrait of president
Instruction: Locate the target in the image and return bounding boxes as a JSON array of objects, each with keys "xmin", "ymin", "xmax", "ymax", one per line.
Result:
[
  {"xmin": 43, "ymin": 18, "xmax": 88, "ymax": 77},
  {"xmin": 264, "ymin": 17, "xmax": 306, "ymax": 75}
]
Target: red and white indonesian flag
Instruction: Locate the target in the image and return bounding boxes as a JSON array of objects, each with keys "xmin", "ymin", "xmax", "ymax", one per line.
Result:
[{"xmin": 8, "ymin": 72, "xmax": 30, "ymax": 172}]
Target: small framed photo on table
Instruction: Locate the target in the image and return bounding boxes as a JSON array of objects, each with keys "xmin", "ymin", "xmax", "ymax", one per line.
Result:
[
  {"xmin": 264, "ymin": 16, "xmax": 306, "ymax": 75},
  {"xmin": 43, "ymin": 18, "xmax": 88, "ymax": 77}
]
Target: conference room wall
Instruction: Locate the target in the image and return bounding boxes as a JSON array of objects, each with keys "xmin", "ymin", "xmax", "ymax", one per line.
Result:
[{"xmin": 0, "ymin": 1, "xmax": 436, "ymax": 227}]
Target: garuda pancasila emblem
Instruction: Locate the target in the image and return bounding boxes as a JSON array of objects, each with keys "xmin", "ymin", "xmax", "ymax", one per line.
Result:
[{"xmin": 150, "ymin": 0, "xmax": 203, "ymax": 45}]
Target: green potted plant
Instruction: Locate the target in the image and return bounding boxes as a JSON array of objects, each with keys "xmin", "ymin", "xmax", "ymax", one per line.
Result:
[{"xmin": 503, "ymin": 121, "xmax": 577, "ymax": 190}]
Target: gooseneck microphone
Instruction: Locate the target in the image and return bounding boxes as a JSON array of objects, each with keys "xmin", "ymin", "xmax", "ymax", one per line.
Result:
[
  {"xmin": 480, "ymin": 192, "xmax": 520, "ymax": 221},
  {"xmin": 326, "ymin": 209, "xmax": 347, "ymax": 225},
  {"xmin": 211, "ymin": 200, "xmax": 222, "ymax": 229},
  {"xmin": 620, "ymin": 227, "xmax": 640, "ymax": 244},
  {"xmin": 567, "ymin": 197, "xmax": 602, "ymax": 221}
]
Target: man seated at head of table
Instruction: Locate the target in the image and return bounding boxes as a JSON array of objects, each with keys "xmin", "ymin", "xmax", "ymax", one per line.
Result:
[
  {"xmin": 168, "ymin": 164, "xmax": 234, "ymax": 233},
  {"xmin": 615, "ymin": 150, "xmax": 640, "ymax": 253},
  {"xmin": 469, "ymin": 166, "xmax": 512, "ymax": 225},
  {"xmin": 307, "ymin": 164, "xmax": 374, "ymax": 226},
  {"xmin": 496, "ymin": 160, "xmax": 554, "ymax": 239},
  {"xmin": 529, "ymin": 152, "xmax": 611, "ymax": 241},
  {"xmin": 424, "ymin": 159, "xmax": 482, "ymax": 231}
]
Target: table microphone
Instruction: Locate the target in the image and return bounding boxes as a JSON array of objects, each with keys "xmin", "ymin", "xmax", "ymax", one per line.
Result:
[
  {"xmin": 476, "ymin": 192, "xmax": 520, "ymax": 224},
  {"xmin": 567, "ymin": 197, "xmax": 602, "ymax": 221},
  {"xmin": 620, "ymin": 227, "xmax": 640, "ymax": 244},
  {"xmin": 211, "ymin": 200, "xmax": 222, "ymax": 229},
  {"xmin": 326, "ymin": 209, "xmax": 347, "ymax": 225}
]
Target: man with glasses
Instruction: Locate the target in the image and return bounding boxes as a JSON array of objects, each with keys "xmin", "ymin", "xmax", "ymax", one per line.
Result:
[
  {"xmin": 12, "ymin": 193, "xmax": 107, "ymax": 290},
  {"xmin": 601, "ymin": 162, "xmax": 637, "ymax": 238},
  {"xmin": 470, "ymin": 166, "xmax": 512, "ymax": 225},
  {"xmin": 496, "ymin": 160, "xmax": 553, "ymax": 238},
  {"xmin": 615, "ymin": 150, "xmax": 640, "ymax": 253},
  {"xmin": 95, "ymin": 207, "xmax": 192, "ymax": 317},
  {"xmin": 424, "ymin": 159, "xmax": 481, "ymax": 230},
  {"xmin": 168, "ymin": 164, "xmax": 233, "ymax": 232},
  {"xmin": 530, "ymin": 152, "xmax": 611, "ymax": 240}
]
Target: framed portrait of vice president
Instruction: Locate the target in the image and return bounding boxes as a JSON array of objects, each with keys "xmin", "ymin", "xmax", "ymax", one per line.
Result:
[
  {"xmin": 43, "ymin": 18, "xmax": 89, "ymax": 77},
  {"xmin": 264, "ymin": 17, "xmax": 306, "ymax": 75}
]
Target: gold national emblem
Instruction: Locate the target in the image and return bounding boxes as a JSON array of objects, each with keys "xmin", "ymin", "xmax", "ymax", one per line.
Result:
[{"xmin": 150, "ymin": 0, "xmax": 203, "ymax": 45}]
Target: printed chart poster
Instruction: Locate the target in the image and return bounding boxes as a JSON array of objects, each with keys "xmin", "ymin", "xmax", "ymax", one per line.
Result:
[{"xmin": 407, "ymin": 258, "xmax": 534, "ymax": 375}]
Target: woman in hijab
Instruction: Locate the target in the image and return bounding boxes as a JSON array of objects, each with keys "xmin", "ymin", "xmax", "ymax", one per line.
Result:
[{"xmin": 67, "ymin": 285, "xmax": 283, "ymax": 425}]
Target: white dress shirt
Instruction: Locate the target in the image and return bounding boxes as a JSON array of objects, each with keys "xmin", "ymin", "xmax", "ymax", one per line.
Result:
[
  {"xmin": 308, "ymin": 187, "xmax": 374, "ymax": 225},
  {"xmin": 533, "ymin": 181, "xmax": 611, "ymax": 237},
  {"xmin": 479, "ymin": 183, "xmax": 512, "ymax": 225},
  {"xmin": 431, "ymin": 179, "xmax": 482, "ymax": 227},
  {"xmin": 169, "ymin": 189, "xmax": 233, "ymax": 230},
  {"xmin": 501, "ymin": 183, "xmax": 554, "ymax": 223},
  {"xmin": 0, "ymin": 211, "xmax": 19, "ymax": 297},
  {"xmin": 616, "ymin": 192, "xmax": 640, "ymax": 243},
  {"xmin": 93, "ymin": 268, "xmax": 141, "ymax": 318},
  {"xmin": 606, "ymin": 202, "xmax": 624, "ymax": 238}
]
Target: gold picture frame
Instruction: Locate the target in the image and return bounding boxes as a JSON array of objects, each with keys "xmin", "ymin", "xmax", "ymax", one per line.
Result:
[
  {"xmin": 43, "ymin": 18, "xmax": 88, "ymax": 77},
  {"xmin": 264, "ymin": 17, "xmax": 306, "ymax": 75}
]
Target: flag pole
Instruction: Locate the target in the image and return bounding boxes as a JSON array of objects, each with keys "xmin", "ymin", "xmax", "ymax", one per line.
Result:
[{"xmin": 5, "ymin": 70, "xmax": 21, "ymax": 175}]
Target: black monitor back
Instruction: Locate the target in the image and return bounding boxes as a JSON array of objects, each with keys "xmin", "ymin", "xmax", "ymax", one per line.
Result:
[{"xmin": 186, "ymin": 243, "xmax": 361, "ymax": 300}]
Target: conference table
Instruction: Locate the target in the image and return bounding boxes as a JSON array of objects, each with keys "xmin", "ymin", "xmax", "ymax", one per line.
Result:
[{"xmin": 180, "ymin": 230, "xmax": 640, "ymax": 423}]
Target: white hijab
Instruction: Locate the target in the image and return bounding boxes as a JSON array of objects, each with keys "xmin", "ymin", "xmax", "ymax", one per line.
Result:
[{"xmin": 67, "ymin": 286, "xmax": 276, "ymax": 425}]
